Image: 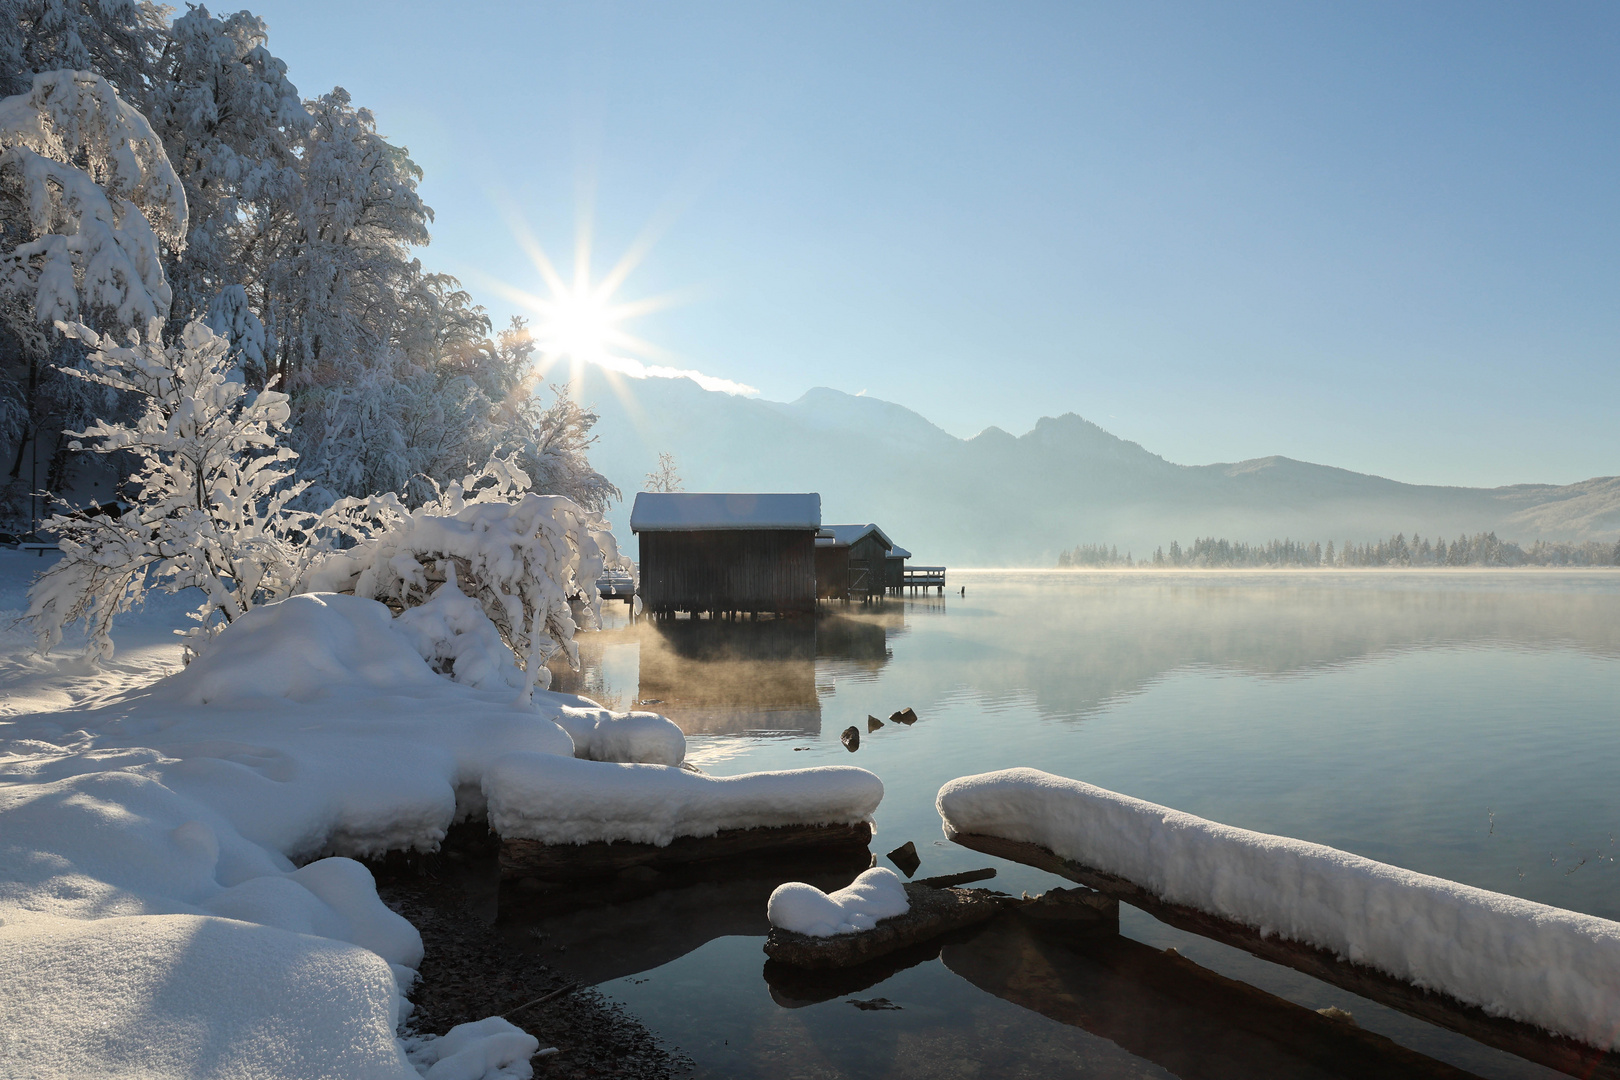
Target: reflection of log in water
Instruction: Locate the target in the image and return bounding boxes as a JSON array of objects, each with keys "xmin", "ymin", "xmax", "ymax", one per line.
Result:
[
  {"xmin": 499, "ymin": 822, "xmax": 874, "ymax": 881},
  {"xmin": 496, "ymin": 850, "xmax": 870, "ymax": 986},
  {"xmin": 942, "ymin": 914, "xmax": 1486, "ymax": 1080},
  {"xmin": 954, "ymin": 833, "xmax": 1618, "ymax": 1080},
  {"xmin": 763, "ymin": 934, "xmax": 959, "ymax": 1008}
]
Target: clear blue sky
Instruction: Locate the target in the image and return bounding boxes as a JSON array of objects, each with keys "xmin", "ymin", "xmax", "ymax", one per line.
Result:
[{"xmin": 249, "ymin": 0, "xmax": 1618, "ymax": 488}]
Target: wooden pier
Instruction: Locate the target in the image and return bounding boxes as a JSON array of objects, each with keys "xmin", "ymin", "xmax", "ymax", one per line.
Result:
[{"xmin": 902, "ymin": 566, "xmax": 947, "ymax": 592}]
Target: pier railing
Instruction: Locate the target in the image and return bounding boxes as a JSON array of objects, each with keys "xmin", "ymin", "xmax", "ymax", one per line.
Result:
[{"xmin": 903, "ymin": 566, "xmax": 947, "ymax": 591}]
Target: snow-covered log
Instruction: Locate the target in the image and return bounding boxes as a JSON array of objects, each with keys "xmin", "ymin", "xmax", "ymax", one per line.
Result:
[
  {"xmin": 936, "ymin": 768, "xmax": 1620, "ymax": 1051},
  {"xmin": 488, "ymin": 754, "xmax": 882, "ymax": 848}
]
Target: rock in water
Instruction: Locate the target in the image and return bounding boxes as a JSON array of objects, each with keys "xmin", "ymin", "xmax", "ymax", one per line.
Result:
[
  {"xmin": 841, "ymin": 726, "xmax": 860, "ymax": 752},
  {"xmin": 867, "ymin": 715, "xmax": 884, "ymax": 733},
  {"xmin": 765, "ymin": 883, "xmax": 1010, "ymax": 968},
  {"xmin": 887, "ymin": 841, "xmax": 921, "ymax": 877},
  {"xmin": 889, "ymin": 707, "xmax": 918, "ymax": 725}
]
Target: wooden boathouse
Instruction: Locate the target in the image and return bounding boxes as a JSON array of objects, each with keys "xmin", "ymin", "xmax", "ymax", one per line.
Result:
[
  {"xmin": 815, "ymin": 523, "xmax": 896, "ymax": 600},
  {"xmin": 631, "ymin": 492, "xmax": 821, "ymax": 617},
  {"xmin": 816, "ymin": 523, "xmax": 946, "ymax": 598}
]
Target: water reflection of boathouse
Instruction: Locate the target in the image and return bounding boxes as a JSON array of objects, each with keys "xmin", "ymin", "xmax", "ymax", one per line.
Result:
[{"xmin": 635, "ymin": 609, "xmax": 901, "ymax": 737}]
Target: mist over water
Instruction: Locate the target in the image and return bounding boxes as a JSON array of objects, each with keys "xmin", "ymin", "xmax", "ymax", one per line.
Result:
[{"xmin": 540, "ymin": 570, "xmax": 1620, "ymax": 1079}]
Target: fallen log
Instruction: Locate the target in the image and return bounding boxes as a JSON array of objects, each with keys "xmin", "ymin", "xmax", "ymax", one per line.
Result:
[
  {"xmin": 951, "ymin": 831, "xmax": 1620, "ymax": 1080},
  {"xmin": 763, "ymin": 882, "xmax": 1015, "ymax": 969},
  {"xmin": 915, "ymin": 867, "xmax": 997, "ymax": 889},
  {"xmin": 500, "ymin": 821, "xmax": 873, "ymax": 881}
]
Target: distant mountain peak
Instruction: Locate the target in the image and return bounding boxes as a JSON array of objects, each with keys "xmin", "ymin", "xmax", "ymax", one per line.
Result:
[{"xmin": 568, "ymin": 364, "xmax": 1618, "ymax": 561}]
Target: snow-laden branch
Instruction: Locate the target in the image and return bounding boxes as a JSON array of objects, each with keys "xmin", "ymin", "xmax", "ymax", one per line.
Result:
[{"xmin": 0, "ymin": 69, "xmax": 187, "ymax": 330}]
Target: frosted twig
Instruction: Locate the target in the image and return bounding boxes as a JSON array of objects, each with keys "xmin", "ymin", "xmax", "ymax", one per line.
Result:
[{"xmin": 500, "ymin": 982, "xmax": 578, "ymax": 1019}]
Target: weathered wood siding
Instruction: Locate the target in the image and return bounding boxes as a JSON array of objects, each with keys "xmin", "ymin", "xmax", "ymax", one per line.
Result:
[
  {"xmin": 815, "ymin": 545, "xmax": 850, "ymax": 599},
  {"xmin": 640, "ymin": 529, "xmax": 817, "ymax": 615},
  {"xmin": 849, "ymin": 534, "xmax": 889, "ymax": 597},
  {"xmin": 884, "ymin": 555, "xmax": 907, "ymax": 591}
]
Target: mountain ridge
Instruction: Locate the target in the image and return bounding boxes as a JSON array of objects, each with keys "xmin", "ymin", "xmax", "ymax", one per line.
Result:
[{"xmin": 561, "ymin": 370, "xmax": 1619, "ymax": 565}]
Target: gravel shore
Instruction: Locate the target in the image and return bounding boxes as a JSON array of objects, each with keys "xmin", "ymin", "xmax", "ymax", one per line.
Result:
[{"xmin": 377, "ymin": 841, "xmax": 689, "ymax": 1080}]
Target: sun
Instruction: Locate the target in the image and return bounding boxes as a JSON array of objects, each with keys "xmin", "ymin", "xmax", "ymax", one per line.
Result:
[
  {"xmin": 531, "ymin": 283, "xmax": 622, "ymax": 367},
  {"xmin": 474, "ymin": 202, "xmax": 759, "ymax": 396}
]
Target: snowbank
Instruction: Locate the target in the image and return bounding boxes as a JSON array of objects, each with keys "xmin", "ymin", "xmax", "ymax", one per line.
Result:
[
  {"xmin": 0, "ymin": 589, "xmax": 644, "ymax": 1078},
  {"xmin": 937, "ymin": 768, "xmax": 1620, "ymax": 1049},
  {"xmin": 553, "ymin": 706, "xmax": 686, "ymax": 766},
  {"xmin": 0, "ymin": 913, "xmax": 417, "ymax": 1079},
  {"xmin": 102, "ymin": 593, "xmax": 575, "ymax": 859},
  {"xmin": 486, "ymin": 754, "xmax": 883, "ymax": 846},
  {"xmin": 767, "ymin": 867, "xmax": 910, "ymax": 937}
]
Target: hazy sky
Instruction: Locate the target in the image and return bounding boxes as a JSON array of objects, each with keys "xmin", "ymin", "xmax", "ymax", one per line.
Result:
[{"xmin": 249, "ymin": 0, "xmax": 1618, "ymax": 488}]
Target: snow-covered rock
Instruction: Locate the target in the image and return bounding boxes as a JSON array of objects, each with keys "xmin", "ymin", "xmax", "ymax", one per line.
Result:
[
  {"xmin": 553, "ymin": 706, "xmax": 686, "ymax": 766},
  {"xmin": 767, "ymin": 867, "xmax": 911, "ymax": 937},
  {"xmin": 486, "ymin": 754, "xmax": 883, "ymax": 847},
  {"xmin": 937, "ymin": 767, "xmax": 1620, "ymax": 1050}
]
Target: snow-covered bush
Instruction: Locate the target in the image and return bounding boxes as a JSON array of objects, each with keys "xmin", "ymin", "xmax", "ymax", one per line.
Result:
[
  {"xmin": 25, "ymin": 318, "xmax": 306, "ymax": 659},
  {"xmin": 394, "ymin": 566, "xmax": 524, "ymax": 693},
  {"xmin": 23, "ymin": 313, "xmax": 628, "ymax": 689},
  {"xmin": 298, "ymin": 455, "xmax": 628, "ymax": 696}
]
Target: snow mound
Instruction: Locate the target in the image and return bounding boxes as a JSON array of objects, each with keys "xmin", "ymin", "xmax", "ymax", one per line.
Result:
[
  {"xmin": 408, "ymin": 1017, "xmax": 542, "ymax": 1080},
  {"xmin": 165, "ymin": 593, "xmax": 442, "ymax": 704},
  {"xmin": 408, "ymin": 1016, "xmax": 547, "ymax": 1080},
  {"xmin": 396, "ymin": 576, "xmax": 524, "ymax": 692},
  {"xmin": 767, "ymin": 867, "xmax": 910, "ymax": 937},
  {"xmin": 937, "ymin": 768, "xmax": 1620, "ymax": 1050},
  {"xmin": 2, "ymin": 570, "xmax": 708, "ymax": 1076},
  {"xmin": 0, "ymin": 914, "xmax": 416, "ymax": 1079},
  {"xmin": 485, "ymin": 754, "xmax": 882, "ymax": 846},
  {"xmin": 554, "ymin": 706, "xmax": 686, "ymax": 766}
]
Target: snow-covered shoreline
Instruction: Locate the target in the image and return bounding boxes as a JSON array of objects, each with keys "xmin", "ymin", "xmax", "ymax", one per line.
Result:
[
  {"xmin": 937, "ymin": 767, "xmax": 1620, "ymax": 1050},
  {"xmin": 0, "ymin": 558, "xmax": 878, "ymax": 1079}
]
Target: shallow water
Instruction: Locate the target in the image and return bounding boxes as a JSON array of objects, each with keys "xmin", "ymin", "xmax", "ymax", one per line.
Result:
[{"xmin": 525, "ymin": 570, "xmax": 1620, "ymax": 1079}]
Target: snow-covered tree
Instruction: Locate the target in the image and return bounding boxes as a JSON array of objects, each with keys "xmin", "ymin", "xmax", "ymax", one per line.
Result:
[
  {"xmin": 645, "ymin": 451, "xmax": 682, "ymax": 492},
  {"xmin": 25, "ymin": 317, "xmax": 305, "ymax": 659},
  {"xmin": 204, "ymin": 282, "xmax": 267, "ymax": 385},
  {"xmin": 0, "ymin": 67, "xmax": 187, "ymax": 521},
  {"xmin": 145, "ymin": 4, "xmax": 309, "ymax": 332},
  {"xmin": 268, "ymin": 87, "xmax": 429, "ymax": 386},
  {"xmin": 288, "ymin": 346, "xmax": 490, "ymax": 506},
  {"xmin": 0, "ymin": 0, "xmax": 163, "ymax": 101}
]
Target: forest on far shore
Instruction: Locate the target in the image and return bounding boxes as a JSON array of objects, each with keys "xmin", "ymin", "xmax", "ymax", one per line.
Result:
[{"xmin": 1057, "ymin": 532, "xmax": 1620, "ymax": 569}]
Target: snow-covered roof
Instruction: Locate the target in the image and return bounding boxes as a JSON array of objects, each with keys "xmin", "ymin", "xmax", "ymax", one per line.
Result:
[
  {"xmin": 814, "ymin": 523, "xmax": 895, "ymax": 550},
  {"xmin": 630, "ymin": 492, "xmax": 821, "ymax": 532},
  {"xmin": 888, "ymin": 545, "xmax": 912, "ymax": 559}
]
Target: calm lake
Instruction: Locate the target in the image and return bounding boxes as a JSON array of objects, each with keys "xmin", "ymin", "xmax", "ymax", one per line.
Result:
[{"xmin": 526, "ymin": 570, "xmax": 1620, "ymax": 1080}]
